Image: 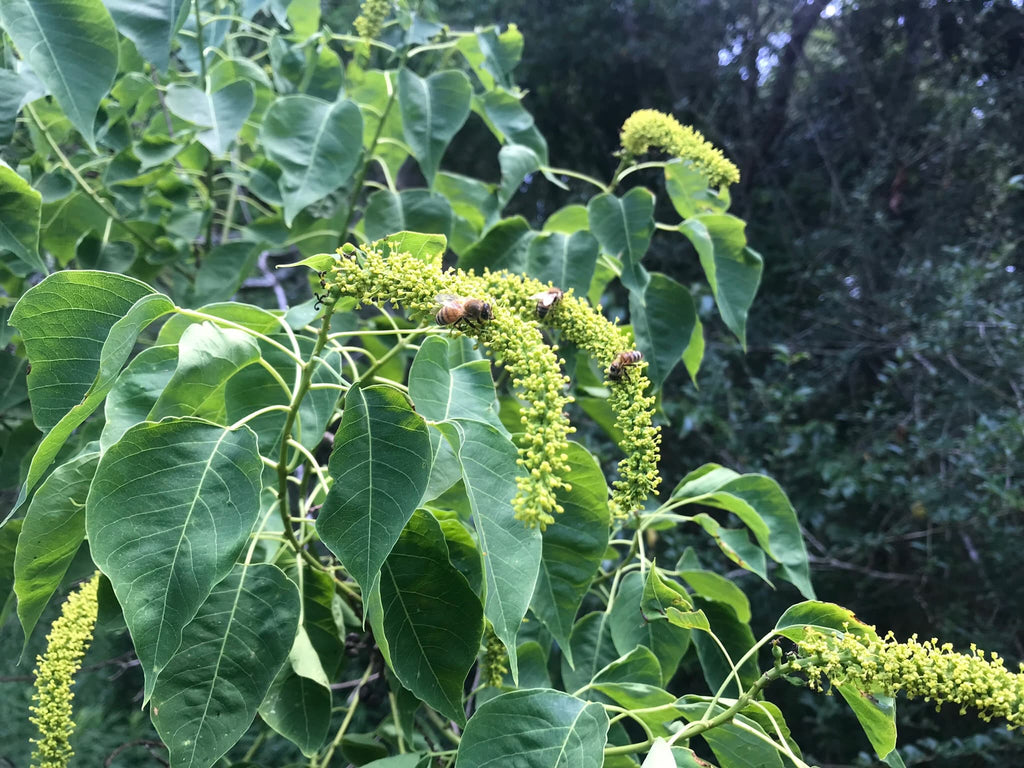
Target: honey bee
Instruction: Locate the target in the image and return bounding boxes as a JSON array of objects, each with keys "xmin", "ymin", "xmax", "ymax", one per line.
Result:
[
  {"xmin": 608, "ymin": 350, "xmax": 643, "ymax": 382},
  {"xmin": 435, "ymin": 293, "xmax": 494, "ymax": 330},
  {"xmin": 529, "ymin": 287, "xmax": 564, "ymax": 319}
]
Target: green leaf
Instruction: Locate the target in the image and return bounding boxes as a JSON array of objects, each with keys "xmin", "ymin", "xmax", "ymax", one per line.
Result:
[
  {"xmin": 456, "ymin": 689, "xmax": 608, "ymax": 768},
  {"xmin": 458, "ymin": 216, "xmax": 536, "ymax": 273},
  {"xmin": 363, "ymin": 189, "xmax": 454, "ymax": 243},
  {"xmin": 259, "ymin": 665, "xmax": 331, "ymax": 758},
  {"xmin": 398, "ymin": 69, "xmax": 472, "ymax": 184},
  {"xmin": 151, "ymin": 563, "xmax": 300, "ymax": 768},
  {"xmin": 409, "ymin": 336, "xmax": 505, "ymax": 431},
  {"xmin": 560, "ymin": 611, "xmax": 618, "ymax": 693},
  {"xmin": 8, "ymin": 272, "xmax": 174, "ymax": 519},
  {"xmin": 530, "ymin": 441, "xmax": 609, "ymax": 665},
  {"xmin": 166, "ymin": 80, "xmax": 255, "ymax": 156},
  {"xmin": 0, "ymin": 161, "xmax": 45, "ymax": 274},
  {"xmin": 641, "ymin": 565, "xmax": 693, "ymax": 620},
  {"xmin": 0, "ymin": 520, "xmax": 21, "ymax": 623},
  {"xmin": 479, "ymin": 89, "xmax": 548, "ymax": 163},
  {"xmin": 0, "ymin": 350, "xmax": 28, "ymax": 411},
  {"xmin": 101, "ymin": 345, "xmax": 178, "ymax": 450},
  {"xmin": 105, "ymin": 0, "xmax": 187, "ymax": 71},
  {"xmin": 629, "ymin": 272, "xmax": 699, "ymax": 390},
  {"xmin": 86, "ymin": 419, "xmax": 263, "ymax": 699},
  {"xmin": 377, "ymin": 509, "xmax": 482, "ymax": 725},
  {"xmin": 190, "ymin": 241, "xmax": 259, "ymax": 306},
  {"xmin": 316, "ymin": 385, "xmax": 431, "ymax": 595},
  {"xmin": 149, "ymin": 321, "xmax": 260, "ymax": 421},
  {"xmin": 261, "ymin": 95, "xmax": 363, "ymax": 225},
  {"xmin": 676, "ymin": 698, "xmax": 785, "ymax": 768},
  {"xmin": 497, "ymin": 143, "xmax": 541, "ymax": 207},
  {"xmin": 437, "ymin": 419, "xmax": 541, "ymax": 684},
  {"xmin": 677, "ymin": 568, "xmax": 751, "ymax": 624},
  {"xmin": 664, "ymin": 160, "xmax": 730, "ymax": 219},
  {"xmin": 640, "ymin": 738, "xmax": 676, "ymax": 768},
  {"xmin": 435, "ymin": 172, "xmax": 499, "ymax": 254},
  {"xmin": 543, "ymin": 204, "xmax": 589, "ymax": 235},
  {"xmin": 526, "ymin": 230, "xmax": 599, "ymax": 299},
  {"xmin": 0, "ymin": 0, "xmax": 118, "ymax": 149},
  {"xmin": 689, "ymin": 598, "xmax": 758, "ymax": 696},
  {"xmin": 592, "ymin": 645, "xmax": 663, "ymax": 687},
  {"xmin": 14, "ymin": 451, "xmax": 97, "ymax": 648},
  {"xmin": 687, "ymin": 513, "xmax": 769, "ymax": 583},
  {"xmin": 608, "ymin": 572, "xmax": 691, "ymax": 685},
  {"xmin": 666, "ymin": 608, "xmax": 710, "ymax": 631},
  {"xmin": 773, "ymin": 600, "xmax": 876, "ymax": 643},
  {"xmin": 587, "ymin": 189, "xmax": 655, "ymax": 294},
  {"xmin": 678, "ymin": 216, "xmax": 762, "ymax": 349},
  {"xmin": 384, "ymin": 231, "xmax": 448, "ymax": 265},
  {"xmin": 671, "ymin": 466, "xmax": 814, "ymax": 598}
]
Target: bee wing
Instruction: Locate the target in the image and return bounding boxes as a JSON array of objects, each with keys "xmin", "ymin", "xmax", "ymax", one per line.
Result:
[
  {"xmin": 435, "ymin": 293, "xmax": 464, "ymax": 308},
  {"xmin": 529, "ymin": 290, "xmax": 558, "ymax": 307}
]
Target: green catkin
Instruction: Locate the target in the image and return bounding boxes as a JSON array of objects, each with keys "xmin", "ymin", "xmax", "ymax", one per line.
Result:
[
  {"xmin": 29, "ymin": 574, "xmax": 100, "ymax": 768},
  {"xmin": 619, "ymin": 108, "xmax": 741, "ymax": 188},
  {"xmin": 799, "ymin": 628, "xmax": 1024, "ymax": 727},
  {"xmin": 327, "ymin": 243, "xmax": 573, "ymax": 529},
  {"xmin": 475, "ymin": 269, "xmax": 662, "ymax": 518},
  {"xmin": 481, "ymin": 625, "xmax": 509, "ymax": 688}
]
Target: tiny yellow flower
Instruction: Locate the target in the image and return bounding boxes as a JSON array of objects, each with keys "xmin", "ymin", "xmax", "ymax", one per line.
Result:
[{"xmin": 620, "ymin": 108, "xmax": 740, "ymax": 187}]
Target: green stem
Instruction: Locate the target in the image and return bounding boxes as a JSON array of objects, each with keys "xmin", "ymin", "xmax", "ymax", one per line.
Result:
[
  {"xmin": 319, "ymin": 663, "xmax": 374, "ymax": 768},
  {"xmin": 604, "ymin": 157, "xmax": 629, "ymax": 193},
  {"xmin": 25, "ymin": 103, "xmax": 161, "ymax": 255},
  {"xmin": 193, "ymin": 0, "xmax": 215, "ymax": 261},
  {"xmin": 350, "ymin": 330, "xmax": 420, "ymax": 389}
]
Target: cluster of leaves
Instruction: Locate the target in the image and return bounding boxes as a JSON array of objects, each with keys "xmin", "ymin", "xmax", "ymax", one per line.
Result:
[{"xmin": 0, "ymin": 1, "xmax": 1016, "ymax": 768}]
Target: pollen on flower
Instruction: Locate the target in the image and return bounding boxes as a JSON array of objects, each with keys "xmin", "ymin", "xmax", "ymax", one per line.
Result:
[{"xmin": 620, "ymin": 108, "xmax": 740, "ymax": 187}]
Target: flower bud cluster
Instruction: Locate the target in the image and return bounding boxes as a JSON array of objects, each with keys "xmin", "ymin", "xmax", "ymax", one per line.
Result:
[
  {"xmin": 620, "ymin": 109, "xmax": 740, "ymax": 188},
  {"xmin": 476, "ymin": 269, "xmax": 662, "ymax": 516},
  {"xmin": 800, "ymin": 627, "xmax": 1024, "ymax": 727},
  {"xmin": 481, "ymin": 624, "xmax": 510, "ymax": 688},
  {"xmin": 327, "ymin": 243, "xmax": 573, "ymax": 529},
  {"xmin": 29, "ymin": 574, "xmax": 100, "ymax": 768},
  {"xmin": 353, "ymin": 0, "xmax": 391, "ymax": 39}
]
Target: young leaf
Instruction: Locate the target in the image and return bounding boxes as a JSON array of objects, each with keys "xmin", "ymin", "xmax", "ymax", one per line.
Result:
[
  {"xmin": 0, "ymin": 161, "xmax": 45, "ymax": 274},
  {"xmin": 678, "ymin": 215, "xmax": 763, "ymax": 349},
  {"xmin": 316, "ymin": 385, "xmax": 431, "ymax": 595},
  {"xmin": 0, "ymin": 0, "xmax": 118, "ymax": 149},
  {"xmin": 376, "ymin": 509, "xmax": 483, "ymax": 725},
  {"xmin": 456, "ymin": 689, "xmax": 608, "ymax": 768},
  {"xmin": 398, "ymin": 69, "xmax": 472, "ymax": 184},
  {"xmin": 608, "ymin": 571, "xmax": 691, "ymax": 685},
  {"xmin": 150, "ymin": 563, "xmax": 300, "ymax": 768},
  {"xmin": 261, "ymin": 95, "xmax": 363, "ymax": 225},
  {"xmin": 86, "ymin": 419, "xmax": 263, "ymax": 699},
  {"xmin": 774, "ymin": 600, "xmax": 876, "ymax": 643},
  {"xmin": 587, "ymin": 188, "xmax": 655, "ymax": 294},
  {"xmin": 530, "ymin": 441, "xmax": 610, "ymax": 665},
  {"xmin": 14, "ymin": 451, "xmax": 98, "ymax": 648}
]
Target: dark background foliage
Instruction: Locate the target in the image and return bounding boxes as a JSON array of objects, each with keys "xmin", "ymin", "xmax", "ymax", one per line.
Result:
[{"xmin": 417, "ymin": 0, "xmax": 1024, "ymax": 763}]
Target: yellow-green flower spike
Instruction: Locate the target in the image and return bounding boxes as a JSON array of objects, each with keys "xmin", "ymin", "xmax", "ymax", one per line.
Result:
[
  {"xmin": 481, "ymin": 624, "xmax": 510, "ymax": 688},
  {"xmin": 620, "ymin": 108, "xmax": 740, "ymax": 187},
  {"xmin": 475, "ymin": 269, "xmax": 662, "ymax": 517},
  {"xmin": 799, "ymin": 628, "xmax": 1024, "ymax": 727},
  {"xmin": 353, "ymin": 0, "xmax": 391, "ymax": 39},
  {"xmin": 327, "ymin": 242, "xmax": 573, "ymax": 529},
  {"xmin": 29, "ymin": 574, "xmax": 100, "ymax": 768}
]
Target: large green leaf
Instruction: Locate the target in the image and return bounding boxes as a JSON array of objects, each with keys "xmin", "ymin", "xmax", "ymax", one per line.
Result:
[
  {"xmin": 261, "ymin": 95, "xmax": 363, "ymax": 225},
  {"xmin": 587, "ymin": 189, "xmax": 655, "ymax": 294},
  {"xmin": 526, "ymin": 230, "xmax": 599, "ymax": 299},
  {"xmin": 671, "ymin": 465, "xmax": 814, "ymax": 598},
  {"xmin": 0, "ymin": 0, "xmax": 118, "ymax": 149},
  {"xmin": 456, "ymin": 689, "xmax": 608, "ymax": 768},
  {"xmin": 458, "ymin": 215, "xmax": 536, "ymax": 273},
  {"xmin": 377, "ymin": 509, "xmax": 482, "ymax": 725},
  {"xmin": 8, "ymin": 272, "xmax": 174, "ymax": 518},
  {"xmin": 166, "ymin": 80, "xmax": 255, "ymax": 155},
  {"xmin": 530, "ymin": 441, "xmax": 609, "ymax": 665},
  {"xmin": 608, "ymin": 571, "xmax": 690, "ymax": 685},
  {"xmin": 773, "ymin": 600, "xmax": 876, "ymax": 643},
  {"xmin": 363, "ymin": 188, "xmax": 454, "ymax": 243},
  {"xmin": 836, "ymin": 683, "xmax": 898, "ymax": 760},
  {"xmin": 664, "ymin": 160, "xmax": 730, "ymax": 219},
  {"xmin": 101, "ymin": 344, "xmax": 179, "ymax": 450},
  {"xmin": 435, "ymin": 172, "xmax": 498, "ymax": 254},
  {"xmin": 260, "ymin": 661, "xmax": 331, "ymax": 758},
  {"xmin": 408, "ymin": 336, "xmax": 505, "ymax": 431},
  {"xmin": 150, "ymin": 563, "xmax": 300, "ymax": 768},
  {"xmin": 105, "ymin": 0, "xmax": 188, "ymax": 71},
  {"xmin": 678, "ymin": 215, "xmax": 762, "ymax": 349},
  {"xmin": 316, "ymin": 385, "xmax": 431, "ymax": 595},
  {"xmin": 478, "ymin": 88, "xmax": 548, "ymax": 162},
  {"xmin": 497, "ymin": 143, "xmax": 541, "ymax": 207},
  {"xmin": 437, "ymin": 419, "xmax": 541, "ymax": 683},
  {"xmin": 689, "ymin": 598, "xmax": 759, "ymax": 696},
  {"xmin": 629, "ymin": 272, "xmax": 700, "ymax": 390},
  {"xmin": 14, "ymin": 451, "xmax": 97, "ymax": 648},
  {"xmin": 86, "ymin": 419, "xmax": 263, "ymax": 698},
  {"xmin": 149, "ymin": 321, "xmax": 260, "ymax": 421},
  {"xmin": 398, "ymin": 69, "xmax": 472, "ymax": 184},
  {"xmin": 0, "ymin": 161, "xmax": 45, "ymax": 274}
]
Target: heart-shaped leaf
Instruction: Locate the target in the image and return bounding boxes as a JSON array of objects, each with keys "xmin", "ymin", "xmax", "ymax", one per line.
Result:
[
  {"xmin": 587, "ymin": 189, "xmax": 655, "ymax": 294},
  {"xmin": 166, "ymin": 80, "xmax": 255, "ymax": 155},
  {"xmin": 398, "ymin": 69, "xmax": 472, "ymax": 184},
  {"xmin": 629, "ymin": 272, "xmax": 700, "ymax": 390},
  {"xmin": 106, "ymin": 0, "xmax": 188, "ymax": 71}
]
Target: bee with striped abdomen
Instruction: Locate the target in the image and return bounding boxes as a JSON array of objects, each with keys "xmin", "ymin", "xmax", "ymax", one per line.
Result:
[
  {"xmin": 529, "ymin": 287, "xmax": 564, "ymax": 319},
  {"xmin": 608, "ymin": 350, "xmax": 643, "ymax": 382},
  {"xmin": 435, "ymin": 294, "xmax": 494, "ymax": 331}
]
